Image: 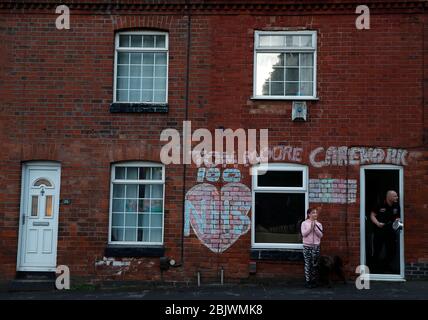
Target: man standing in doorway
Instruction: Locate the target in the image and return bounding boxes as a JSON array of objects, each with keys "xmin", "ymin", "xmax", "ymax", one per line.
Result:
[{"xmin": 370, "ymin": 190, "xmax": 401, "ymax": 274}]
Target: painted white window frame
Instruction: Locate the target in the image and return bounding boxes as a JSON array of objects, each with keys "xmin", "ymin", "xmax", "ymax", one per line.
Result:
[
  {"xmin": 113, "ymin": 31, "xmax": 169, "ymax": 104},
  {"xmin": 109, "ymin": 162, "xmax": 165, "ymax": 246},
  {"xmin": 253, "ymin": 30, "xmax": 317, "ymax": 100},
  {"xmin": 359, "ymin": 164, "xmax": 405, "ymax": 281},
  {"xmin": 251, "ymin": 163, "xmax": 308, "ymax": 249}
]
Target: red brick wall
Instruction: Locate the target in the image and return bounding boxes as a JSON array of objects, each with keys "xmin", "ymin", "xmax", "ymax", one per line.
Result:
[{"xmin": 0, "ymin": 2, "xmax": 427, "ymax": 283}]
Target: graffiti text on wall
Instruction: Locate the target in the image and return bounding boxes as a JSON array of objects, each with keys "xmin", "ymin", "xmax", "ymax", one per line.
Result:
[
  {"xmin": 309, "ymin": 147, "xmax": 408, "ymax": 168},
  {"xmin": 185, "ymin": 168, "xmax": 251, "ymax": 253},
  {"xmin": 309, "ymin": 179, "xmax": 357, "ymax": 204}
]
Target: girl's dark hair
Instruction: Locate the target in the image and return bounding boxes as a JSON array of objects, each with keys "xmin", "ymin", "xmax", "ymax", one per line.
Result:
[{"xmin": 307, "ymin": 207, "xmax": 317, "ymax": 217}]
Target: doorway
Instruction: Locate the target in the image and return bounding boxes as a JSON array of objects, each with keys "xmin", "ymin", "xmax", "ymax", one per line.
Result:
[
  {"xmin": 17, "ymin": 162, "xmax": 61, "ymax": 271},
  {"xmin": 360, "ymin": 165, "xmax": 405, "ymax": 281}
]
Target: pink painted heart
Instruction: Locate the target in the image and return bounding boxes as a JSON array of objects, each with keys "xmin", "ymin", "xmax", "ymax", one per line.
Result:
[{"xmin": 184, "ymin": 183, "xmax": 251, "ymax": 253}]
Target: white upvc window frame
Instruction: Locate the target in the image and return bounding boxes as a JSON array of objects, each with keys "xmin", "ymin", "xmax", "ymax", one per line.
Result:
[
  {"xmin": 109, "ymin": 162, "xmax": 165, "ymax": 246},
  {"xmin": 253, "ymin": 30, "xmax": 317, "ymax": 100},
  {"xmin": 113, "ymin": 31, "xmax": 169, "ymax": 104},
  {"xmin": 251, "ymin": 163, "xmax": 308, "ymax": 249}
]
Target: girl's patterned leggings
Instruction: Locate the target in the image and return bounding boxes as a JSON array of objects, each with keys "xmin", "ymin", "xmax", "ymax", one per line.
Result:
[{"xmin": 303, "ymin": 245, "xmax": 320, "ymax": 283}]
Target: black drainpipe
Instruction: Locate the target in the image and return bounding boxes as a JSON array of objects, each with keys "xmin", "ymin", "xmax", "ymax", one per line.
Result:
[{"xmin": 178, "ymin": 0, "xmax": 192, "ymax": 267}]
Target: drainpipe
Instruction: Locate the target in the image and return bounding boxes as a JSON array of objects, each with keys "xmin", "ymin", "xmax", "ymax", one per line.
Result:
[{"xmin": 175, "ymin": 0, "xmax": 192, "ymax": 268}]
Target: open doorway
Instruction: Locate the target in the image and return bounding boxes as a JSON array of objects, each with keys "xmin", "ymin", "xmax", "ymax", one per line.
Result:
[{"xmin": 360, "ymin": 165, "xmax": 405, "ymax": 280}]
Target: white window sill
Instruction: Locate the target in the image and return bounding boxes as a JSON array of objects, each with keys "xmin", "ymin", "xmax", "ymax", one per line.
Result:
[{"xmin": 251, "ymin": 96, "xmax": 319, "ymax": 101}]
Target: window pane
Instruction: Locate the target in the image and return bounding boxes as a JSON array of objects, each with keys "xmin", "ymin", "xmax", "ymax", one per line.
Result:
[
  {"xmin": 258, "ymin": 170, "xmax": 303, "ymax": 187},
  {"xmin": 255, "ymin": 193, "xmax": 305, "ymax": 244},
  {"xmin": 116, "ymin": 90, "xmax": 128, "ymax": 102},
  {"xmin": 285, "ymin": 53, "xmax": 299, "ymax": 67},
  {"xmin": 151, "ymin": 185, "xmax": 163, "ymax": 198},
  {"xmin": 300, "ymin": 53, "xmax": 313, "ymax": 66},
  {"xmin": 270, "ymin": 68, "xmax": 284, "ymax": 81},
  {"xmin": 117, "ymin": 77, "xmax": 128, "ymax": 89},
  {"xmin": 151, "ymin": 214, "xmax": 162, "ymax": 227},
  {"xmin": 138, "ymin": 214, "xmax": 150, "ymax": 227},
  {"xmin": 130, "ymin": 78, "xmax": 141, "ymax": 90},
  {"xmin": 139, "ymin": 199, "xmax": 150, "ymax": 212},
  {"xmin": 125, "ymin": 199, "xmax": 138, "ymax": 213},
  {"xmin": 130, "ymin": 35, "xmax": 142, "ymax": 47},
  {"xmin": 300, "ymin": 68, "xmax": 313, "ymax": 81},
  {"xmin": 300, "ymin": 35, "xmax": 312, "ymax": 47},
  {"xmin": 155, "ymin": 53, "xmax": 167, "ymax": 65},
  {"xmin": 285, "ymin": 68, "xmax": 299, "ymax": 81},
  {"xmin": 152, "ymin": 167, "xmax": 162, "ymax": 180},
  {"xmin": 150, "ymin": 229, "xmax": 162, "ymax": 242},
  {"xmin": 119, "ymin": 35, "xmax": 130, "ymax": 47},
  {"xmin": 143, "ymin": 35, "xmax": 155, "ymax": 47},
  {"xmin": 154, "ymin": 66, "xmax": 167, "ymax": 77},
  {"xmin": 130, "ymin": 66, "xmax": 141, "ymax": 77},
  {"xmin": 142, "ymin": 90, "xmax": 153, "ymax": 102},
  {"xmin": 115, "ymin": 167, "xmax": 126, "ymax": 179},
  {"xmin": 256, "ymin": 53, "xmax": 282, "ymax": 96},
  {"xmin": 126, "ymin": 167, "xmax": 138, "ymax": 180},
  {"xmin": 143, "ymin": 53, "xmax": 154, "ymax": 64},
  {"xmin": 151, "ymin": 200, "xmax": 163, "ymax": 213},
  {"xmin": 130, "ymin": 53, "xmax": 142, "ymax": 64},
  {"xmin": 45, "ymin": 195, "xmax": 53, "ymax": 217},
  {"xmin": 142, "ymin": 78, "xmax": 153, "ymax": 90},
  {"xmin": 117, "ymin": 52, "xmax": 129, "ymax": 64},
  {"xmin": 142, "ymin": 66, "xmax": 154, "ymax": 77},
  {"xmin": 259, "ymin": 35, "xmax": 284, "ymax": 47},
  {"xmin": 155, "ymin": 35, "xmax": 166, "ymax": 48},
  {"xmin": 154, "ymin": 78, "xmax": 166, "ymax": 90},
  {"xmin": 285, "ymin": 82, "xmax": 298, "ymax": 95},
  {"xmin": 112, "ymin": 213, "xmax": 124, "ymax": 227},
  {"xmin": 112, "ymin": 199, "xmax": 124, "ymax": 212},
  {"xmin": 125, "ymin": 228, "xmax": 137, "ymax": 241},
  {"xmin": 270, "ymin": 82, "xmax": 284, "ymax": 95},
  {"xmin": 129, "ymin": 90, "xmax": 140, "ymax": 101},
  {"xmin": 125, "ymin": 184, "xmax": 138, "ymax": 198},
  {"xmin": 34, "ymin": 178, "xmax": 52, "ymax": 187},
  {"xmin": 31, "ymin": 195, "xmax": 38, "ymax": 216},
  {"xmin": 139, "ymin": 167, "xmax": 151, "ymax": 180},
  {"xmin": 138, "ymin": 228, "xmax": 150, "ymax": 242},
  {"xmin": 286, "ymin": 35, "xmax": 300, "ymax": 47},
  {"xmin": 139, "ymin": 185, "xmax": 150, "ymax": 199},
  {"xmin": 154, "ymin": 90, "xmax": 166, "ymax": 103},
  {"xmin": 125, "ymin": 214, "xmax": 137, "ymax": 227},
  {"xmin": 111, "ymin": 228, "xmax": 124, "ymax": 241},
  {"xmin": 117, "ymin": 66, "xmax": 129, "ymax": 77},
  {"xmin": 300, "ymin": 82, "xmax": 313, "ymax": 96},
  {"xmin": 113, "ymin": 184, "xmax": 125, "ymax": 198}
]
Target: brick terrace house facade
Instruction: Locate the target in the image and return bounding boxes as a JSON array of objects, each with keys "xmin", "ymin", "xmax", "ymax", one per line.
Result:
[{"xmin": 1, "ymin": 0, "xmax": 428, "ymax": 286}]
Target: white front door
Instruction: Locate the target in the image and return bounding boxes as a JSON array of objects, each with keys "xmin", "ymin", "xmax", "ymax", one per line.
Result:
[{"xmin": 17, "ymin": 162, "xmax": 61, "ymax": 271}]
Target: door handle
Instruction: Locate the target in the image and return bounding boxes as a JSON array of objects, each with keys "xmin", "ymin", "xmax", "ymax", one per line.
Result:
[{"xmin": 22, "ymin": 215, "xmax": 26, "ymax": 225}]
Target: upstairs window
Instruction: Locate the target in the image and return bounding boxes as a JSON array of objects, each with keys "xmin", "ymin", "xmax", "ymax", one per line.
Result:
[
  {"xmin": 114, "ymin": 31, "xmax": 168, "ymax": 104},
  {"xmin": 254, "ymin": 31, "xmax": 317, "ymax": 100}
]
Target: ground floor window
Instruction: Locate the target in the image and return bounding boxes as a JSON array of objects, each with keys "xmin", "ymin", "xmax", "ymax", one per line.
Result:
[
  {"xmin": 109, "ymin": 162, "xmax": 164, "ymax": 245},
  {"xmin": 252, "ymin": 164, "xmax": 308, "ymax": 249}
]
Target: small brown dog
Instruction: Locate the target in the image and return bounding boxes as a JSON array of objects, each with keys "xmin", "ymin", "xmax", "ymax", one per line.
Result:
[{"xmin": 318, "ymin": 255, "xmax": 347, "ymax": 288}]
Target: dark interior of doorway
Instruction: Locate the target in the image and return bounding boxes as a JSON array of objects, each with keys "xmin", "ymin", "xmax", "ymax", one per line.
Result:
[{"xmin": 364, "ymin": 169, "xmax": 400, "ymax": 275}]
